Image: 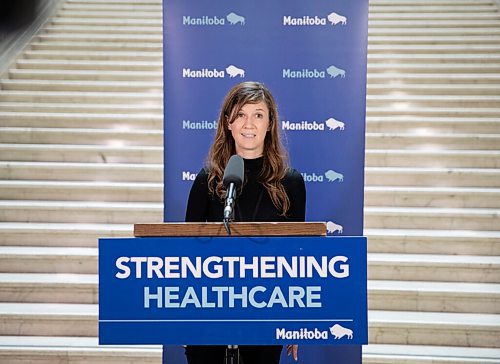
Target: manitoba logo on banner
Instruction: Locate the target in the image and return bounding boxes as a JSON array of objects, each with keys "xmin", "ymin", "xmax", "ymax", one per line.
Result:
[
  {"xmin": 301, "ymin": 169, "xmax": 344, "ymax": 183},
  {"xmin": 183, "ymin": 12, "xmax": 246, "ymax": 26},
  {"xmin": 282, "ymin": 117, "xmax": 345, "ymax": 131},
  {"xmin": 283, "ymin": 11, "xmax": 347, "ymax": 26},
  {"xmin": 276, "ymin": 323, "xmax": 353, "ymax": 341},
  {"xmin": 283, "ymin": 64, "xmax": 346, "ymax": 79},
  {"xmin": 182, "ymin": 65, "xmax": 246, "ymax": 78}
]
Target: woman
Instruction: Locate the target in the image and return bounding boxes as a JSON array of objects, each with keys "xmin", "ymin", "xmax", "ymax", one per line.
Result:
[{"xmin": 185, "ymin": 81, "xmax": 304, "ymax": 364}]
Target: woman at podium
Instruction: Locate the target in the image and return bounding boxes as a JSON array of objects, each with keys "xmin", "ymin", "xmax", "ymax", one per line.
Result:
[{"xmin": 184, "ymin": 81, "xmax": 305, "ymax": 364}]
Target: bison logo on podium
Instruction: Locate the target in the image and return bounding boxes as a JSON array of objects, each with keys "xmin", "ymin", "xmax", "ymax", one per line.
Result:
[{"xmin": 330, "ymin": 324, "xmax": 353, "ymax": 339}]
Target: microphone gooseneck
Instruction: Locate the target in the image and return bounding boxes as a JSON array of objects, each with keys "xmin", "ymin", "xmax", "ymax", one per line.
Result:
[{"xmin": 222, "ymin": 155, "xmax": 244, "ymax": 235}]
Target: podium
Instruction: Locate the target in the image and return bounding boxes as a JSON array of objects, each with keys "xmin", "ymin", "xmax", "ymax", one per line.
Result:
[{"xmin": 98, "ymin": 222, "xmax": 367, "ymax": 352}]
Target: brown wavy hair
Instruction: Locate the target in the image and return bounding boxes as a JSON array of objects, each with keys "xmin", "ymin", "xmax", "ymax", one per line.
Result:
[{"xmin": 206, "ymin": 81, "xmax": 290, "ymax": 215}]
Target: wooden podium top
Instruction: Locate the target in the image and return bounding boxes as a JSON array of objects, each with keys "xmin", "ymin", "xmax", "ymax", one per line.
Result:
[{"xmin": 134, "ymin": 222, "xmax": 326, "ymax": 237}]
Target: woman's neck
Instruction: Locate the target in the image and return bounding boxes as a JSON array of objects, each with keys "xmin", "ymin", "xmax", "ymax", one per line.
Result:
[{"xmin": 236, "ymin": 150, "xmax": 263, "ymax": 160}]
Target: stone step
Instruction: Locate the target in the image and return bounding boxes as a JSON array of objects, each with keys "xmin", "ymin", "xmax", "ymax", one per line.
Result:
[
  {"xmin": 0, "ymin": 162, "xmax": 162, "ymax": 182},
  {"xmin": 367, "ymin": 106, "xmax": 500, "ymax": 117},
  {"xmin": 0, "ymin": 200, "xmax": 163, "ymax": 224},
  {"xmin": 8, "ymin": 69, "xmax": 161, "ymax": 82},
  {"xmin": 62, "ymin": 3, "xmax": 162, "ymax": 11},
  {"xmin": 66, "ymin": 0, "xmax": 160, "ymax": 5},
  {"xmin": 371, "ymin": 0, "xmax": 491, "ymax": 5},
  {"xmin": 0, "ymin": 247, "xmax": 97, "ymax": 274},
  {"xmin": 368, "ymin": 280, "xmax": 500, "ymax": 314},
  {"xmin": 365, "ymin": 228, "xmax": 500, "ymax": 256},
  {"xmin": 369, "ymin": 27, "xmax": 500, "ymax": 36},
  {"xmin": 30, "ymin": 41, "xmax": 162, "ymax": 52},
  {"xmin": 0, "ymin": 303, "xmax": 97, "ymax": 336},
  {"xmin": 369, "ymin": 5, "xmax": 497, "ymax": 13},
  {"xmin": 366, "ymin": 150, "xmax": 500, "ymax": 168},
  {"xmin": 0, "ymin": 127, "xmax": 162, "ymax": 146},
  {"xmin": 0, "ymin": 180, "xmax": 162, "ymax": 202},
  {"xmin": 368, "ymin": 53, "xmax": 500, "ymax": 64},
  {"xmin": 36, "ymin": 33, "xmax": 162, "ymax": 43},
  {"xmin": 0, "ymin": 222, "xmax": 132, "ymax": 247},
  {"xmin": 366, "ymin": 167, "xmax": 500, "ymax": 187},
  {"xmin": 0, "ymin": 336, "xmax": 161, "ymax": 364},
  {"xmin": 366, "ymin": 133, "xmax": 500, "ymax": 150},
  {"xmin": 368, "ymin": 19, "xmax": 500, "ymax": 29},
  {"xmin": 0, "ymin": 102, "xmax": 162, "ymax": 114},
  {"xmin": 369, "ymin": 253, "xmax": 500, "ymax": 283},
  {"xmin": 44, "ymin": 25, "xmax": 163, "ymax": 35},
  {"xmin": 365, "ymin": 186, "xmax": 500, "ymax": 208},
  {"xmin": 0, "ymin": 112, "xmax": 162, "ymax": 129},
  {"xmin": 365, "ymin": 206, "xmax": 500, "ymax": 231},
  {"xmin": 0, "ymin": 273, "xmax": 97, "ymax": 303},
  {"xmin": 367, "ymin": 74, "xmax": 500, "ymax": 84},
  {"xmin": 367, "ymin": 95, "xmax": 500, "ymax": 107},
  {"xmin": 368, "ymin": 35, "xmax": 500, "ymax": 45},
  {"xmin": 363, "ymin": 344, "xmax": 500, "ymax": 364},
  {"xmin": 369, "ymin": 310, "xmax": 500, "ymax": 348},
  {"xmin": 56, "ymin": 10, "xmax": 162, "ymax": 19},
  {"xmin": 23, "ymin": 50, "xmax": 162, "ymax": 61},
  {"xmin": 367, "ymin": 84, "xmax": 500, "ymax": 95},
  {"xmin": 0, "ymin": 144, "xmax": 162, "ymax": 163},
  {"xmin": 0, "ymin": 90, "xmax": 163, "ymax": 104},
  {"xmin": 16, "ymin": 58, "xmax": 162, "ymax": 71},
  {"xmin": 50, "ymin": 17, "xmax": 162, "ymax": 27},
  {"xmin": 369, "ymin": 12, "xmax": 500, "ymax": 20},
  {"xmin": 366, "ymin": 116, "xmax": 500, "ymax": 133},
  {"xmin": 368, "ymin": 44, "xmax": 500, "ymax": 54},
  {"xmin": 0, "ymin": 79, "xmax": 162, "ymax": 92}
]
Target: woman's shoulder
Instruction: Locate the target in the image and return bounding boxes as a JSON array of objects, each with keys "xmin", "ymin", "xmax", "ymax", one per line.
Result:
[
  {"xmin": 284, "ymin": 167, "xmax": 304, "ymax": 181},
  {"xmin": 283, "ymin": 167, "xmax": 305, "ymax": 190}
]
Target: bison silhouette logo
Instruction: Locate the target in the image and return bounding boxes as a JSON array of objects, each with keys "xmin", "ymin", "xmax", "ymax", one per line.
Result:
[
  {"xmin": 326, "ymin": 65, "xmax": 346, "ymax": 78},
  {"xmin": 226, "ymin": 65, "xmax": 245, "ymax": 78},
  {"xmin": 226, "ymin": 12, "xmax": 245, "ymax": 25},
  {"xmin": 325, "ymin": 117, "xmax": 345, "ymax": 131},
  {"xmin": 325, "ymin": 170, "xmax": 343, "ymax": 182},
  {"xmin": 327, "ymin": 12, "xmax": 347, "ymax": 26},
  {"xmin": 326, "ymin": 221, "xmax": 343, "ymax": 235},
  {"xmin": 329, "ymin": 324, "xmax": 353, "ymax": 339}
]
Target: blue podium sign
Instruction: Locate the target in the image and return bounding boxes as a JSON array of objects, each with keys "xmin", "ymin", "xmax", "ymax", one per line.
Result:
[{"xmin": 99, "ymin": 236, "xmax": 367, "ymax": 345}]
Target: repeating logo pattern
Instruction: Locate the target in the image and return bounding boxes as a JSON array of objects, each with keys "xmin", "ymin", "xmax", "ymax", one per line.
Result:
[
  {"xmin": 283, "ymin": 12, "xmax": 348, "ymax": 26},
  {"xmin": 183, "ymin": 12, "xmax": 246, "ymax": 26}
]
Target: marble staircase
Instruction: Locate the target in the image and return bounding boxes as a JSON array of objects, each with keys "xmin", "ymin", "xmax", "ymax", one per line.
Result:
[
  {"xmin": 0, "ymin": 0, "xmax": 499, "ymax": 363},
  {"xmin": 363, "ymin": 0, "xmax": 500, "ymax": 362}
]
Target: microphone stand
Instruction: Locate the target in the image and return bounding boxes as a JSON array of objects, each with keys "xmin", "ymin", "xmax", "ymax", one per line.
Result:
[
  {"xmin": 225, "ymin": 345, "xmax": 240, "ymax": 364},
  {"xmin": 223, "ymin": 182, "xmax": 237, "ymax": 235},
  {"xmin": 223, "ymin": 183, "xmax": 239, "ymax": 362}
]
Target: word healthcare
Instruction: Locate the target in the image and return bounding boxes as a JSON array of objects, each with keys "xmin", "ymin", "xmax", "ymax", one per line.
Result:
[{"xmin": 115, "ymin": 255, "xmax": 350, "ymax": 309}]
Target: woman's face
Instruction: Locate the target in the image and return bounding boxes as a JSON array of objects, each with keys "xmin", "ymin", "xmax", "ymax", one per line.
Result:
[{"xmin": 228, "ymin": 101, "xmax": 270, "ymax": 159}]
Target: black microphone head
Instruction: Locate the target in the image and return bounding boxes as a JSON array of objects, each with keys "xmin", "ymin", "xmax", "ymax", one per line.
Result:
[{"xmin": 223, "ymin": 155, "xmax": 244, "ymax": 187}]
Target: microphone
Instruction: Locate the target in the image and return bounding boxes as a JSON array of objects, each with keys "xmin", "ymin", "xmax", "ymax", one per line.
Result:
[{"xmin": 222, "ymin": 155, "xmax": 244, "ymax": 225}]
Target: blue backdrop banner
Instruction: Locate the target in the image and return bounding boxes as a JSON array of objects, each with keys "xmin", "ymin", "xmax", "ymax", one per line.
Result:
[
  {"xmin": 162, "ymin": 0, "xmax": 369, "ymax": 362},
  {"xmin": 99, "ymin": 236, "xmax": 367, "ymax": 345}
]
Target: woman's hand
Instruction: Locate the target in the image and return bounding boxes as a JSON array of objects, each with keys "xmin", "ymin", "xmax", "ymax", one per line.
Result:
[{"xmin": 286, "ymin": 344, "xmax": 298, "ymax": 361}]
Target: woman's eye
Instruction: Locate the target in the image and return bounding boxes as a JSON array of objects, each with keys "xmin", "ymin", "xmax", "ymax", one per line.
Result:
[
  {"xmin": 237, "ymin": 112, "xmax": 245, "ymax": 118},
  {"xmin": 255, "ymin": 113, "xmax": 263, "ymax": 119}
]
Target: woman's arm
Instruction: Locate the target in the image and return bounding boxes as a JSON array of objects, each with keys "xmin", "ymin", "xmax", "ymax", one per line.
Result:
[{"xmin": 185, "ymin": 168, "xmax": 210, "ymax": 222}]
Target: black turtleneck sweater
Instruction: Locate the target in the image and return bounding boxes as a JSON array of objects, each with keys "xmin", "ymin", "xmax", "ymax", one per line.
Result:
[{"xmin": 185, "ymin": 157, "xmax": 306, "ymax": 222}]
